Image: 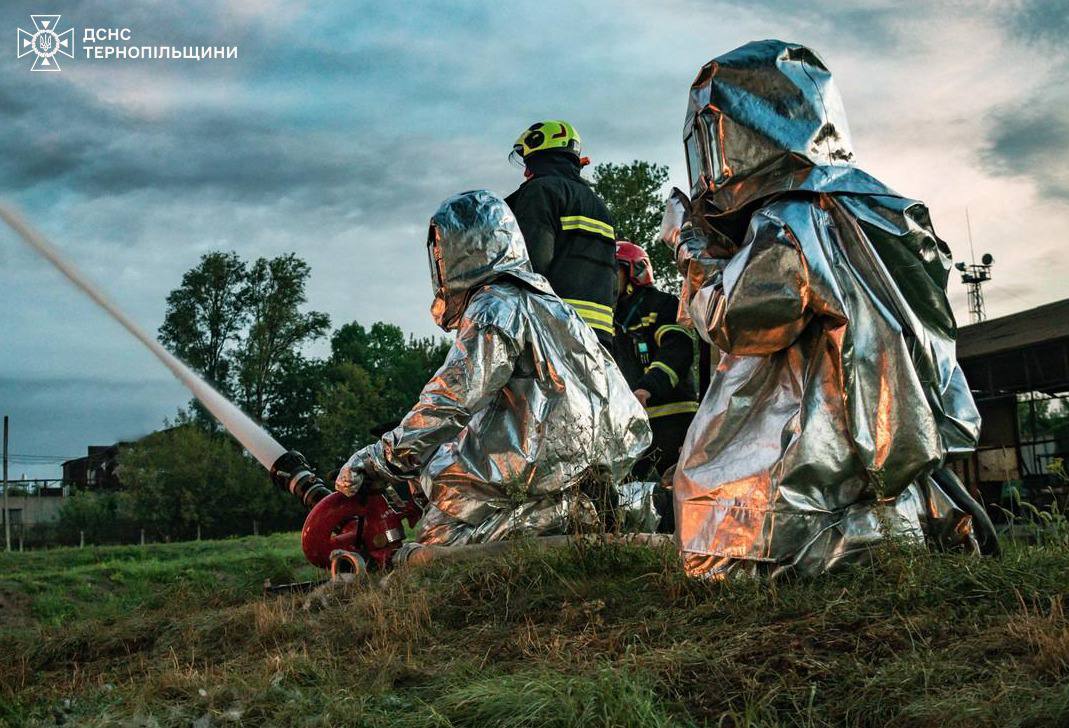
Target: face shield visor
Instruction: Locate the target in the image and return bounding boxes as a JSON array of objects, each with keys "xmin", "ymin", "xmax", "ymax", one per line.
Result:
[
  {"xmin": 631, "ymin": 258, "xmax": 652, "ymax": 287},
  {"xmin": 427, "ymin": 223, "xmax": 450, "ymax": 329},
  {"xmin": 684, "ymin": 105, "xmax": 729, "ymax": 211}
]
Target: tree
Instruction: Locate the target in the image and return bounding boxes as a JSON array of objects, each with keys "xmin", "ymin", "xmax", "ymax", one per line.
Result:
[
  {"xmin": 590, "ymin": 160, "xmax": 677, "ymax": 288},
  {"xmin": 157, "ymin": 251, "xmax": 451, "ymax": 497},
  {"xmin": 237, "ymin": 254, "xmax": 330, "ymax": 421},
  {"xmin": 1018, "ymin": 394, "xmax": 1069, "ymax": 442},
  {"xmin": 158, "ymin": 251, "xmax": 249, "ymax": 394},
  {"xmin": 329, "ymin": 321, "xmax": 450, "ymax": 420},
  {"xmin": 159, "ymin": 251, "xmax": 330, "ymax": 438},
  {"xmin": 313, "ymin": 322, "xmax": 450, "ymax": 472},
  {"xmin": 314, "ymin": 362, "xmax": 386, "ymax": 474},
  {"xmin": 264, "ymin": 355, "xmax": 328, "ymax": 461},
  {"xmin": 56, "ymin": 490, "xmax": 137, "ymax": 545}
]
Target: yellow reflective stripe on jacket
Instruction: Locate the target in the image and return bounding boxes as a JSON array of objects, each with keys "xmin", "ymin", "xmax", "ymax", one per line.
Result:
[
  {"xmin": 627, "ymin": 312, "xmax": 658, "ymax": 331},
  {"xmin": 581, "ymin": 317, "xmax": 614, "ymax": 335},
  {"xmin": 560, "ymin": 215, "xmax": 615, "ymax": 240},
  {"xmin": 654, "ymin": 324, "xmax": 695, "ymax": 346},
  {"xmin": 645, "ymin": 401, "xmax": 700, "ymax": 418},
  {"xmin": 562, "ymin": 298, "xmax": 614, "ymax": 335},
  {"xmin": 645, "ymin": 360, "xmax": 679, "ymax": 388}
]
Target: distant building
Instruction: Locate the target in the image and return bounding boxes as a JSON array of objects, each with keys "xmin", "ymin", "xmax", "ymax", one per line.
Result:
[
  {"xmin": 954, "ymin": 297, "xmax": 1069, "ymax": 511},
  {"xmin": 60, "ymin": 426, "xmax": 186, "ymax": 491},
  {"xmin": 61, "ymin": 444, "xmax": 123, "ymax": 490},
  {"xmin": 1, "ymin": 482, "xmax": 68, "ymax": 532}
]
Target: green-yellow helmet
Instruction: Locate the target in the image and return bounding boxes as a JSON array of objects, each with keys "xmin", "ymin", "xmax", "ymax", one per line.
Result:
[{"xmin": 511, "ymin": 120, "xmax": 582, "ymax": 162}]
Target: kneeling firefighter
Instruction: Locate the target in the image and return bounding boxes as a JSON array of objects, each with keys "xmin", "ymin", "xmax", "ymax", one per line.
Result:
[
  {"xmin": 665, "ymin": 40, "xmax": 998, "ymax": 578},
  {"xmin": 613, "ymin": 241, "xmax": 699, "ymax": 533},
  {"xmin": 505, "ymin": 121, "xmax": 618, "ymax": 350},
  {"xmin": 335, "ymin": 190, "xmax": 651, "ymax": 549}
]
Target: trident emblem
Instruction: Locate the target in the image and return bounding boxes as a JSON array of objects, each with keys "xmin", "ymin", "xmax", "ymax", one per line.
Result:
[{"xmin": 17, "ymin": 15, "xmax": 74, "ymax": 71}]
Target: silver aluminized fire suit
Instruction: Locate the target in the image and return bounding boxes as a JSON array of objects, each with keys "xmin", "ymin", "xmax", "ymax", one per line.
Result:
[
  {"xmin": 336, "ymin": 190, "xmax": 651, "ymax": 545},
  {"xmin": 668, "ymin": 39, "xmax": 996, "ymax": 578}
]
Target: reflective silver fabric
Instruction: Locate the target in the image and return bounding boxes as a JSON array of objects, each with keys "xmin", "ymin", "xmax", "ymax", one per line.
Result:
[
  {"xmin": 671, "ymin": 40, "xmax": 985, "ymax": 578},
  {"xmin": 337, "ymin": 190, "xmax": 651, "ymax": 546},
  {"xmin": 616, "ymin": 481, "xmax": 662, "ymax": 534}
]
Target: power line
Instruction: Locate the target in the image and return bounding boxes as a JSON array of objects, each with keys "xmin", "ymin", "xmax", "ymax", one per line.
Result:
[
  {"xmin": 8, "ymin": 453, "xmax": 80, "ymax": 460},
  {"xmin": 8, "ymin": 461, "xmax": 72, "ymax": 467}
]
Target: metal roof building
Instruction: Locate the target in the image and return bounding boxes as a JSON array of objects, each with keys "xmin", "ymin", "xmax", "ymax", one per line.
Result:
[
  {"xmin": 953, "ymin": 298, "xmax": 1069, "ymax": 513},
  {"xmin": 957, "ymin": 298, "xmax": 1069, "ymax": 397}
]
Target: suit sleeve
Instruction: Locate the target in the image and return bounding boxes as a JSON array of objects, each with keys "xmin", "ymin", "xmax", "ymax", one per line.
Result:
[
  {"xmin": 508, "ymin": 183, "xmax": 559, "ymax": 275},
  {"xmin": 335, "ymin": 313, "xmax": 519, "ymax": 493},
  {"xmin": 673, "ymin": 226, "xmax": 732, "ymax": 333},
  {"xmin": 636, "ymin": 294, "xmax": 696, "ymax": 401},
  {"xmin": 708, "ymin": 211, "xmax": 812, "ymax": 356}
]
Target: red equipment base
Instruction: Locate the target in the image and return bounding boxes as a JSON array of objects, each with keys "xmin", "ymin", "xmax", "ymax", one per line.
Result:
[{"xmin": 300, "ymin": 490, "xmax": 421, "ymax": 571}]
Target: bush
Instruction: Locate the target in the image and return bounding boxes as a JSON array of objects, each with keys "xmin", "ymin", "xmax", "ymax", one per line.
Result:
[
  {"xmin": 117, "ymin": 424, "xmax": 303, "ymax": 541},
  {"xmin": 55, "ymin": 490, "xmax": 139, "ymax": 546}
]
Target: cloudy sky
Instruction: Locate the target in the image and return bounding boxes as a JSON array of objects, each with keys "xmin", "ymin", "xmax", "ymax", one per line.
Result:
[{"xmin": 2, "ymin": 0, "xmax": 1067, "ymax": 478}]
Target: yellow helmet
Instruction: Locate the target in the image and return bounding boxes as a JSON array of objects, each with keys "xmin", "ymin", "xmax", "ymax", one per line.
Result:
[{"xmin": 511, "ymin": 120, "xmax": 582, "ymax": 162}]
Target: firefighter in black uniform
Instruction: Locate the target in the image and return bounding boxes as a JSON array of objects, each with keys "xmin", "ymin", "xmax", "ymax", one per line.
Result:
[
  {"xmin": 614, "ymin": 241, "xmax": 699, "ymax": 532},
  {"xmin": 505, "ymin": 120, "xmax": 617, "ymax": 349}
]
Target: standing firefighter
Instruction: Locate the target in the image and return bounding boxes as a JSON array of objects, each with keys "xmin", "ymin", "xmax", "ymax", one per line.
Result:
[
  {"xmin": 665, "ymin": 40, "xmax": 998, "ymax": 578},
  {"xmin": 505, "ymin": 121, "xmax": 618, "ymax": 349},
  {"xmin": 614, "ymin": 241, "xmax": 698, "ymax": 533},
  {"xmin": 335, "ymin": 190, "xmax": 651, "ymax": 548}
]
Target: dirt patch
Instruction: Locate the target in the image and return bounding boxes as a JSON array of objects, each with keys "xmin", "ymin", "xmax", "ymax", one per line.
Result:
[{"xmin": 0, "ymin": 587, "xmax": 33, "ymax": 629}]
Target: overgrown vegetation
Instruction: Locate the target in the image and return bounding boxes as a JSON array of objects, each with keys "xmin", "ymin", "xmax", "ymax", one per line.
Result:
[
  {"xmin": 2, "ymin": 534, "xmax": 1069, "ymax": 726},
  {"xmin": 51, "ymin": 426, "xmax": 302, "ymax": 545},
  {"xmin": 1000, "ymin": 458, "xmax": 1069, "ymax": 550}
]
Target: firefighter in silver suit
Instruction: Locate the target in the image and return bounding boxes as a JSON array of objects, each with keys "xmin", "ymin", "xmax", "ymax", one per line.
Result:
[
  {"xmin": 336, "ymin": 190, "xmax": 651, "ymax": 547},
  {"xmin": 665, "ymin": 40, "xmax": 998, "ymax": 578}
]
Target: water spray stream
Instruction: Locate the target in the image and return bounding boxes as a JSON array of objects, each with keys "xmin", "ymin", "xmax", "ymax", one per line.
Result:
[{"xmin": 0, "ymin": 203, "xmax": 287, "ymax": 470}]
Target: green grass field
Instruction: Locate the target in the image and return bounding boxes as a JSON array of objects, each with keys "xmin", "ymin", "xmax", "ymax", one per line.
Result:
[{"xmin": 2, "ymin": 533, "xmax": 1069, "ymax": 727}]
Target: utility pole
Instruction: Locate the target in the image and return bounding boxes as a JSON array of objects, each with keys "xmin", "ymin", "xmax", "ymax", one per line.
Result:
[{"xmin": 3, "ymin": 416, "xmax": 9, "ymax": 552}]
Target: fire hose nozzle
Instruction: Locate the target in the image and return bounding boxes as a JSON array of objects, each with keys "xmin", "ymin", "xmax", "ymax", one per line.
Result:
[{"xmin": 271, "ymin": 450, "xmax": 332, "ymax": 509}]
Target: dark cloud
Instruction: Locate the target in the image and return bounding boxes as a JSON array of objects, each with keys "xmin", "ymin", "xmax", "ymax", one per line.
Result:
[
  {"xmin": 980, "ymin": 93, "xmax": 1069, "ymax": 201},
  {"xmin": 1003, "ymin": 0, "xmax": 1069, "ymax": 49},
  {"xmin": 0, "ymin": 74, "xmax": 362, "ymax": 203},
  {"xmin": 703, "ymin": 0, "xmax": 902, "ymax": 49},
  {"xmin": 0, "ymin": 0, "xmax": 356, "ymax": 202},
  {"xmin": 979, "ymin": 0, "xmax": 1069, "ymax": 201}
]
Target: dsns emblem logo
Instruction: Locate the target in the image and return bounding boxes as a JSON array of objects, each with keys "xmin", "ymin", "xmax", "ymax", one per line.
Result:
[{"xmin": 17, "ymin": 15, "xmax": 74, "ymax": 71}]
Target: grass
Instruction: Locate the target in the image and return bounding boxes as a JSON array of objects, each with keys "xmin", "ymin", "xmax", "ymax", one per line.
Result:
[
  {"xmin": 0, "ymin": 533, "xmax": 317, "ymax": 629},
  {"xmin": 2, "ymin": 533, "xmax": 1069, "ymax": 726}
]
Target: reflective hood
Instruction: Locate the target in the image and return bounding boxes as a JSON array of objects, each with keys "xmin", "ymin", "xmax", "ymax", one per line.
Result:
[
  {"xmin": 428, "ymin": 189, "xmax": 552, "ymax": 331},
  {"xmin": 685, "ymin": 39, "xmax": 893, "ymax": 238}
]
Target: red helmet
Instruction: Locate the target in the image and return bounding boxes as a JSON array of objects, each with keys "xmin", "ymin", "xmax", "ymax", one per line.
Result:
[{"xmin": 615, "ymin": 241, "xmax": 654, "ymax": 288}]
